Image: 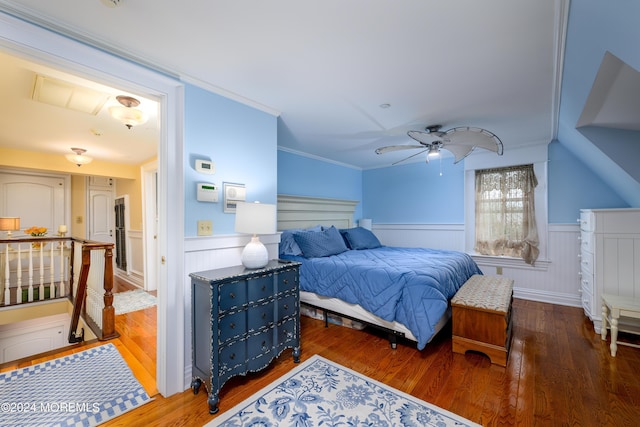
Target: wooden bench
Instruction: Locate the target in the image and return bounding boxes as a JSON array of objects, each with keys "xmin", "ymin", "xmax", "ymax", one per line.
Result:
[{"xmin": 451, "ymin": 274, "xmax": 514, "ymax": 366}]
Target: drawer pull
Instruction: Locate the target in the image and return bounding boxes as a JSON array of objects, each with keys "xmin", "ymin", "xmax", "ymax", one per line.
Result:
[
  {"xmin": 283, "ymin": 279, "xmax": 289, "ymax": 284},
  {"xmin": 261, "ymin": 285, "xmax": 266, "ymax": 291},
  {"xmin": 283, "ymin": 304, "xmax": 289, "ymax": 310},
  {"xmin": 261, "ymin": 340, "xmax": 267, "ymax": 350},
  {"xmin": 229, "ymin": 353, "xmax": 235, "ymax": 360},
  {"xmin": 262, "ymin": 312, "xmax": 267, "ymax": 319},
  {"xmin": 229, "ymin": 322, "xmax": 235, "ymax": 329},
  {"xmin": 229, "ymin": 292, "xmax": 235, "ymax": 299}
]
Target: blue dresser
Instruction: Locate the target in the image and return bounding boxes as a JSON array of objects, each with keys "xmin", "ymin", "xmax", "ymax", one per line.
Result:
[{"xmin": 189, "ymin": 260, "xmax": 301, "ymax": 414}]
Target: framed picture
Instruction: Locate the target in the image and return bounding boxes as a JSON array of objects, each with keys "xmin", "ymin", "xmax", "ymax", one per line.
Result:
[{"xmin": 223, "ymin": 182, "xmax": 246, "ymax": 213}]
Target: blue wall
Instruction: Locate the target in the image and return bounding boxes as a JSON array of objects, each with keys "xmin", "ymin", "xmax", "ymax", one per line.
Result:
[
  {"xmin": 363, "ymin": 157, "xmax": 465, "ymax": 223},
  {"xmin": 277, "ymin": 142, "xmax": 629, "ymax": 226},
  {"xmin": 548, "ymin": 141, "xmax": 628, "ymax": 223},
  {"xmin": 277, "ymin": 150, "xmax": 363, "ymax": 221},
  {"xmin": 184, "ymin": 84, "xmax": 278, "ymax": 236}
]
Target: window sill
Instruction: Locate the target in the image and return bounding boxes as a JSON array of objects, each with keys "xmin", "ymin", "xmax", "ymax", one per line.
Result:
[{"xmin": 469, "ymin": 253, "xmax": 550, "ymax": 272}]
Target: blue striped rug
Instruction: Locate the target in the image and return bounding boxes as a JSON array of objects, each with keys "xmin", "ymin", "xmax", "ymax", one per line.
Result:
[
  {"xmin": 205, "ymin": 354, "xmax": 479, "ymax": 427},
  {"xmin": 0, "ymin": 343, "xmax": 150, "ymax": 426}
]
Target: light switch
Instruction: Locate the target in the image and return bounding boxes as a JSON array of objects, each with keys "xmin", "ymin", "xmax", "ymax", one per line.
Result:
[{"xmin": 197, "ymin": 220, "xmax": 213, "ymax": 236}]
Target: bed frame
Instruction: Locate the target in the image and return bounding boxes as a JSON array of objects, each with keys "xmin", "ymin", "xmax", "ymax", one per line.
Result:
[{"xmin": 277, "ymin": 194, "xmax": 450, "ymax": 348}]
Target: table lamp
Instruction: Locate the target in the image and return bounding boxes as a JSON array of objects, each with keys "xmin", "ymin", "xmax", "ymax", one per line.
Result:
[
  {"xmin": 0, "ymin": 217, "xmax": 20, "ymax": 238},
  {"xmin": 235, "ymin": 201, "xmax": 276, "ymax": 269}
]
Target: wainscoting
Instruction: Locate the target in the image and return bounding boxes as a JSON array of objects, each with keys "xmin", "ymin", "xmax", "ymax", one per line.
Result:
[{"xmin": 115, "ymin": 230, "xmax": 145, "ymax": 289}]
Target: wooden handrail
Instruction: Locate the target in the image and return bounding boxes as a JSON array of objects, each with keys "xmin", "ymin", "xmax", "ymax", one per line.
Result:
[{"xmin": 68, "ymin": 241, "xmax": 119, "ymax": 342}]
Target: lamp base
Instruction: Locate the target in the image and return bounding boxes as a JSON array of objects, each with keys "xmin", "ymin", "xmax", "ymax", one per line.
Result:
[{"xmin": 241, "ymin": 236, "xmax": 269, "ymax": 269}]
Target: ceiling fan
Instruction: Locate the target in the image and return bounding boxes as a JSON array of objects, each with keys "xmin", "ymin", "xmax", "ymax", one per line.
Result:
[{"xmin": 375, "ymin": 125, "xmax": 503, "ymax": 165}]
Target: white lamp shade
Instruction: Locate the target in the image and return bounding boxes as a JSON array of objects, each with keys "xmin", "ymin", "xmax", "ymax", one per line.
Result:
[
  {"xmin": 0, "ymin": 217, "xmax": 20, "ymax": 231},
  {"xmin": 235, "ymin": 202, "xmax": 276, "ymax": 235}
]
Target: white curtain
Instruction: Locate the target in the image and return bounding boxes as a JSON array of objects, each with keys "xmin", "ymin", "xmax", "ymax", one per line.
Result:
[{"xmin": 475, "ymin": 164, "xmax": 539, "ymax": 265}]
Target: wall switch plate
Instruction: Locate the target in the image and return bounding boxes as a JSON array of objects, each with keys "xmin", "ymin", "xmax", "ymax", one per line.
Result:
[
  {"xmin": 197, "ymin": 220, "xmax": 213, "ymax": 236},
  {"xmin": 496, "ymin": 266, "xmax": 503, "ymax": 275}
]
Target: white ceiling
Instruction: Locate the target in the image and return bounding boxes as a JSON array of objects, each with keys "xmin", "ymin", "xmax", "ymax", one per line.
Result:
[{"xmin": 0, "ymin": 0, "xmax": 569, "ymax": 169}]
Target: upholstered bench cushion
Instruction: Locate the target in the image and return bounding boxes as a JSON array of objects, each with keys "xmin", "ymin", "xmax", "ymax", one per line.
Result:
[{"xmin": 452, "ymin": 274, "xmax": 514, "ymax": 313}]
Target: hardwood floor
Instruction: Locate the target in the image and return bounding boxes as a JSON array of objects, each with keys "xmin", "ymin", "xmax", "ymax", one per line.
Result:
[{"xmin": 3, "ymin": 299, "xmax": 640, "ymax": 426}]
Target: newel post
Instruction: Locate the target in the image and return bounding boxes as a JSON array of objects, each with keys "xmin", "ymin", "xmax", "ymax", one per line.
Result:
[{"xmin": 101, "ymin": 245, "xmax": 118, "ymax": 340}]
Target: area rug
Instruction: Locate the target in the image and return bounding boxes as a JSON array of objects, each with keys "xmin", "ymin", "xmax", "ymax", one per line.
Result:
[
  {"xmin": 0, "ymin": 343, "xmax": 151, "ymax": 426},
  {"xmin": 205, "ymin": 354, "xmax": 479, "ymax": 427},
  {"xmin": 113, "ymin": 289, "xmax": 157, "ymax": 315}
]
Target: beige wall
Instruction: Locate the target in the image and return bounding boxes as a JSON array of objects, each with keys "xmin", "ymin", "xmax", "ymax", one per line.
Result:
[{"xmin": 0, "ymin": 147, "xmax": 142, "ymax": 180}]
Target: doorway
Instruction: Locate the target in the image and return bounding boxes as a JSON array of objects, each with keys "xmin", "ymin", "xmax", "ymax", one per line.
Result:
[{"xmin": 0, "ymin": 12, "xmax": 185, "ymax": 397}]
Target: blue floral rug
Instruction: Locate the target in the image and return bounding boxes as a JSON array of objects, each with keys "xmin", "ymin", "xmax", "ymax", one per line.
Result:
[
  {"xmin": 205, "ymin": 354, "xmax": 479, "ymax": 427},
  {"xmin": 0, "ymin": 343, "xmax": 151, "ymax": 426}
]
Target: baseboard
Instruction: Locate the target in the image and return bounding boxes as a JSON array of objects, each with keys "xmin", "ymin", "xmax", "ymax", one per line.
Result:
[
  {"xmin": 115, "ymin": 270, "xmax": 144, "ymax": 289},
  {"xmin": 514, "ymin": 287, "xmax": 582, "ymax": 307}
]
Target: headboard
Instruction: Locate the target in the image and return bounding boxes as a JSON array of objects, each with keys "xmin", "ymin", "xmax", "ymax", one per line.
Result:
[{"xmin": 277, "ymin": 194, "xmax": 359, "ymax": 230}]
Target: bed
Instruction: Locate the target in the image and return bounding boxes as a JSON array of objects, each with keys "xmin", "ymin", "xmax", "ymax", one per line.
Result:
[{"xmin": 277, "ymin": 195, "xmax": 482, "ymax": 350}]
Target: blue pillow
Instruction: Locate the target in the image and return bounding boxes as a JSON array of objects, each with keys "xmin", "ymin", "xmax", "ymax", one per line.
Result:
[
  {"xmin": 293, "ymin": 226, "xmax": 349, "ymax": 258},
  {"xmin": 279, "ymin": 225, "xmax": 322, "ymax": 256},
  {"xmin": 341, "ymin": 227, "xmax": 382, "ymax": 250}
]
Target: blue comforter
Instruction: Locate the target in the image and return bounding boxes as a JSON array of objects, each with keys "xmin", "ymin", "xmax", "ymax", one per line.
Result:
[{"xmin": 285, "ymin": 246, "xmax": 481, "ymax": 350}]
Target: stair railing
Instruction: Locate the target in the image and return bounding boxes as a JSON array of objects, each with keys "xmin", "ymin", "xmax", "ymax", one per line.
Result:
[{"xmin": 68, "ymin": 240, "xmax": 119, "ymax": 342}]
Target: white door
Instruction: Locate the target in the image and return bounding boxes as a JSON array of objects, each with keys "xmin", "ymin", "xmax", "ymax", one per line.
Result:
[
  {"xmin": 0, "ymin": 171, "xmax": 68, "ymax": 233},
  {"xmin": 88, "ymin": 189, "xmax": 115, "ymax": 245}
]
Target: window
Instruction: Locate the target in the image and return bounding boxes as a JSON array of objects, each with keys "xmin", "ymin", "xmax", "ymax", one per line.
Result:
[{"xmin": 474, "ymin": 164, "xmax": 539, "ymax": 265}]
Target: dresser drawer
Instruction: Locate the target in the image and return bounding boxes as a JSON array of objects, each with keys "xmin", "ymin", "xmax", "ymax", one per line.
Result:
[
  {"xmin": 219, "ymin": 339, "xmax": 246, "ymax": 378},
  {"xmin": 248, "ymin": 301, "xmax": 275, "ymax": 332},
  {"xmin": 580, "ymin": 249, "xmax": 594, "ymax": 275},
  {"xmin": 219, "ymin": 281, "xmax": 247, "ymax": 311},
  {"xmin": 580, "ymin": 231, "xmax": 594, "ymax": 253},
  {"xmin": 580, "ymin": 210, "xmax": 595, "ymax": 232},
  {"xmin": 278, "ymin": 269, "xmax": 297, "ymax": 293},
  {"xmin": 248, "ymin": 275, "xmax": 274, "ymax": 302},
  {"xmin": 247, "ymin": 329, "xmax": 275, "ymax": 371},
  {"xmin": 219, "ymin": 311, "xmax": 247, "ymax": 344},
  {"xmin": 277, "ymin": 318, "xmax": 297, "ymax": 349},
  {"xmin": 277, "ymin": 294, "xmax": 297, "ymax": 323}
]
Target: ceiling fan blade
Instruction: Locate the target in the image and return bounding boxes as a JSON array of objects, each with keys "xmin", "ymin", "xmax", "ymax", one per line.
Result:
[
  {"xmin": 392, "ymin": 148, "xmax": 429, "ymax": 165},
  {"xmin": 407, "ymin": 130, "xmax": 442, "ymax": 145},
  {"xmin": 441, "ymin": 144, "xmax": 474, "ymax": 163},
  {"xmin": 375, "ymin": 144, "xmax": 425, "ymax": 154},
  {"xmin": 445, "ymin": 127, "xmax": 503, "ymax": 152}
]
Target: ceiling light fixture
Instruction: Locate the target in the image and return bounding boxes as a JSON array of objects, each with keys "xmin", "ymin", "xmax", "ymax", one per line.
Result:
[
  {"xmin": 65, "ymin": 147, "xmax": 93, "ymax": 167},
  {"xmin": 109, "ymin": 95, "xmax": 148, "ymax": 129}
]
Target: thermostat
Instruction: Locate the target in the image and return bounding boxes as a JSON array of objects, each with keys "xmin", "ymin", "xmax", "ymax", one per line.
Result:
[
  {"xmin": 197, "ymin": 183, "xmax": 219, "ymax": 202},
  {"xmin": 195, "ymin": 159, "xmax": 215, "ymax": 174}
]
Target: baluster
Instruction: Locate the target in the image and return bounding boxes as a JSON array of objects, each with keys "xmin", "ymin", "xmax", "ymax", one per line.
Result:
[
  {"xmin": 3, "ymin": 245, "xmax": 9, "ymax": 305},
  {"xmin": 49, "ymin": 243, "xmax": 55, "ymax": 298},
  {"xmin": 28, "ymin": 244, "xmax": 34, "ymax": 302},
  {"xmin": 38, "ymin": 243, "xmax": 44, "ymax": 301},
  {"xmin": 16, "ymin": 243, "xmax": 27, "ymax": 302},
  {"xmin": 16, "ymin": 243, "xmax": 23, "ymax": 304},
  {"xmin": 58, "ymin": 240, "xmax": 65, "ymax": 297}
]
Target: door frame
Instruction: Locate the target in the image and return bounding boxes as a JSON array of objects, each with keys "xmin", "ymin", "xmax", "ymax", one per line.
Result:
[
  {"xmin": 0, "ymin": 12, "xmax": 185, "ymax": 396},
  {"xmin": 142, "ymin": 161, "xmax": 158, "ymax": 292}
]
